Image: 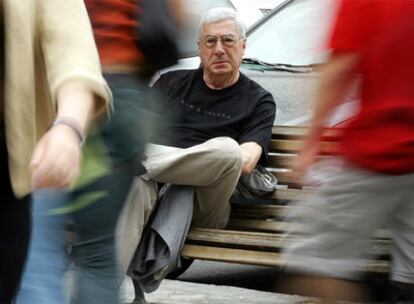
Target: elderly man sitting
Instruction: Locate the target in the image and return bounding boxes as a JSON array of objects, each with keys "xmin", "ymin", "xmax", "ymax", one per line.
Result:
[{"xmin": 117, "ymin": 7, "xmax": 275, "ymax": 303}]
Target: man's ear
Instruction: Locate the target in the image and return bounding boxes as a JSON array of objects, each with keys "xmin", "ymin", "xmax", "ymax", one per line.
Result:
[{"xmin": 241, "ymin": 39, "xmax": 247, "ymax": 57}]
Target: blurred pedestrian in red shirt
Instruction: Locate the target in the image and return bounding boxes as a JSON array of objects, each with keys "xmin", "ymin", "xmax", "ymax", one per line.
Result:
[{"xmin": 281, "ymin": 0, "xmax": 414, "ymax": 302}]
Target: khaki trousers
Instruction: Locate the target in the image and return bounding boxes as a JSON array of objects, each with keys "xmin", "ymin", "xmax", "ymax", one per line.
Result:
[{"xmin": 116, "ymin": 137, "xmax": 243, "ymax": 274}]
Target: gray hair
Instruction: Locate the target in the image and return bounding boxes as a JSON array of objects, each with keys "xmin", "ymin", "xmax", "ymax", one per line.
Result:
[{"xmin": 199, "ymin": 7, "xmax": 246, "ymax": 39}]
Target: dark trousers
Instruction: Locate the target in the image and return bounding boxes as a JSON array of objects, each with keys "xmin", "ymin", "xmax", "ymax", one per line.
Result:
[{"xmin": 0, "ymin": 136, "xmax": 30, "ymax": 303}]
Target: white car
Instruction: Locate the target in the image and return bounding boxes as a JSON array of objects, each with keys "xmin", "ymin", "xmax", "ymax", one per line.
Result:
[{"xmin": 253, "ymin": 0, "xmax": 287, "ymax": 14}]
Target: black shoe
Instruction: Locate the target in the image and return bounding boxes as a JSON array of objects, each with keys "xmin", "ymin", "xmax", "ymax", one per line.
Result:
[
  {"xmin": 131, "ymin": 298, "xmax": 148, "ymax": 304},
  {"xmin": 132, "ymin": 279, "xmax": 148, "ymax": 304},
  {"xmin": 385, "ymin": 283, "xmax": 413, "ymax": 304}
]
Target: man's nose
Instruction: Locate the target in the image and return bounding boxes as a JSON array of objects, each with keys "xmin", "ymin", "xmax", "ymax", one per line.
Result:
[{"xmin": 213, "ymin": 40, "xmax": 226, "ymax": 53}]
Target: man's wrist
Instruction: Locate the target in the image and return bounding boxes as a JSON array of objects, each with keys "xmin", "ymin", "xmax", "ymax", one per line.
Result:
[{"xmin": 51, "ymin": 117, "xmax": 85, "ymax": 145}]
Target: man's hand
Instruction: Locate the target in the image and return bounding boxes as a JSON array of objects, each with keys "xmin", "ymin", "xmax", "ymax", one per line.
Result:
[
  {"xmin": 30, "ymin": 124, "xmax": 82, "ymax": 189},
  {"xmin": 240, "ymin": 142, "xmax": 262, "ymax": 176}
]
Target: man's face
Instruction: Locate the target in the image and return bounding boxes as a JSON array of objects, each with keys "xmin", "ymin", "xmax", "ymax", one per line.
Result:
[{"xmin": 198, "ymin": 19, "xmax": 246, "ymax": 78}]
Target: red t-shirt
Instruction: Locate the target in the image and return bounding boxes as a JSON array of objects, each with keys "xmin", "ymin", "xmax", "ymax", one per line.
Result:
[
  {"xmin": 330, "ymin": 0, "xmax": 414, "ymax": 174},
  {"xmin": 84, "ymin": 0, "xmax": 144, "ymax": 65}
]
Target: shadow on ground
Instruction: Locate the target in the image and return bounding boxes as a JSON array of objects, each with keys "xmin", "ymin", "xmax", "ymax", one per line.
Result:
[{"xmin": 177, "ymin": 260, "xmax": 412, "ymax": 303}]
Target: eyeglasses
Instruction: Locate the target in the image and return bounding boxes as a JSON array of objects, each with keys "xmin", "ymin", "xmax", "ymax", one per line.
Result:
[{"xmin": 201, "ymin": 35, "xmax": 241, "ymax": 48}]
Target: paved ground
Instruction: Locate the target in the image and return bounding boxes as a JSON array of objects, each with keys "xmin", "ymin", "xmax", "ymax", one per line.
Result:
[
  {"xmin": 120, "ymin": 278, "xmax": 319, "ymax": 304},
  {"xmin": 119, "ymin": 275, "xmax": 411, "ymax": 304}
]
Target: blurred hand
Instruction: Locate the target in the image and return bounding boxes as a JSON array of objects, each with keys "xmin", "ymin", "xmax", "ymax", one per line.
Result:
[
  {"xmin": 30, "ymin": 124, "xmax": 82, "ymax": 189},
  {"xmin": 291, "ymin": 144, "xmax": 319, "ymax": 184}
]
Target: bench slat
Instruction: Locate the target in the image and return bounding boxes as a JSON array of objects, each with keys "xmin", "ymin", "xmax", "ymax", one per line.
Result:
[
  {"xmin": 232, "ymin": 205, "xmax": 290, "ymax": 218},
  {"xmin": 187, "ymin": 228, "xmax": 287, "ymax": 251},
  {"xmin": 272, "ymin": 125, "xmax": 309, "ymax": 138},
  {"xmin": 268, "ymin": 154, "xmax": 332, "ymax": 170},
  {"xmin": 181, "ymin": 245, "xmax": 389, "ymax": 274},
  {"xmin": 268, "ymin": 154, "xmax": 297, "ymax": 169},
  {"xmin": 269, "ymin": 188, "xmax": 312, "ymax": 200},
  {"xmin": 232, "ymin": 188, "xmax": 312, "ymax": 201},
  {"xmin": 272, "ymin": 171, "xmax": 298, "ymax": 186},
  {"xmin": 182, "ymin": 244, "xmax": 284, "ymax": 267},
  {"xmin": 270, "ymin": 139, "xmax": 339, "ymax": 154},
  {"xmin": 186, "ymin": 228, "xmax": 390, "ymax": 256},
  {"xmin": 228, "ymin": 218, "xmax": 293, "ymax": 232},
  {"xmin": 268, "ymin": 188, "xmax": 313, "ymax": 200},
  {"xmin": 272, "ymin": 125, "xmax": 342, "ymax": 140},
  {"xmin": 227, "ymin": 218, "xmax": 391, "ymax": 239}
]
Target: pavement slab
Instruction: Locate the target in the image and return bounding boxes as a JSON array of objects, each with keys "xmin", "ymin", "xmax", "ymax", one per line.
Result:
[{"xmin": 121, "ymin": 278, "xmax": 322, "ymax": 304}]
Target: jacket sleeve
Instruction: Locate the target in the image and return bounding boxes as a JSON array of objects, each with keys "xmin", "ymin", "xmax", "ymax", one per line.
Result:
[{"xmin": 36, "ymin": 0, "xmax": 112, "ymax": 117}]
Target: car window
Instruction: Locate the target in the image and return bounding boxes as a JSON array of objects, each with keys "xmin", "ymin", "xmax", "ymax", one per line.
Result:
[{"xmin": 245, "ymin": 0, "xmax": 339, "ymax": 65}]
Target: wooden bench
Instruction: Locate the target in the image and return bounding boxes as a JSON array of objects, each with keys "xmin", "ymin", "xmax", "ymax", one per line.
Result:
[{"xmin": 180, "ymin": 125, "xmax": 391, "ymax": 276}]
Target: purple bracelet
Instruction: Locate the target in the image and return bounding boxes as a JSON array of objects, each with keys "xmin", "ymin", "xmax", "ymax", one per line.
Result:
[{"xmin": 51, "ymin": 117, "xmax": 85, "ymax": 145}]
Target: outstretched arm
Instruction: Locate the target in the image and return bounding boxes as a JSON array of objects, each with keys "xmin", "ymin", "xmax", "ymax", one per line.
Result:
[{"xmin": 294, "ymin": 52, "xmax": 359, "ymax": 178}]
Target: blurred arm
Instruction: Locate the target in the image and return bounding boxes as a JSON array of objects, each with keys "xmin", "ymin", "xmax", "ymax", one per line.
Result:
[
  {"xmin": 295, "ymin": 52, "xmax": 359, "ymax": 176},
  {"xmin": 168, "ymin": 0, "xmax": 185, "ymax": 27},
  {"xmin": 31, "ymin": 0, "xmax": 111, "ymax": 189}
]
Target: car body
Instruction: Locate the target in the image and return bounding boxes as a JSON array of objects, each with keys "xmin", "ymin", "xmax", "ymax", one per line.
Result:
[
  {"xmin": 242, "ymin": 0, "xmax": 359, "ymax": 126},
  {"xmin": 252, "ymin": 0, "xmax": 287, "ymax": 15}
]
